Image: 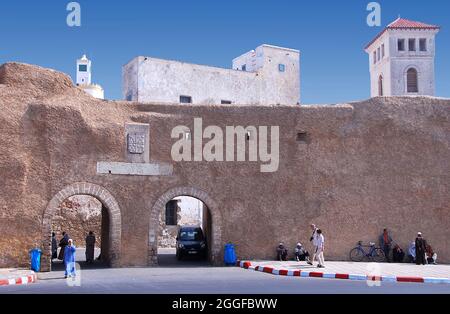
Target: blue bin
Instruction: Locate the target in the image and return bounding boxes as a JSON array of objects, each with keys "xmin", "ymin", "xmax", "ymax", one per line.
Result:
[
  {"xmin": 29, "ymin": 248, "xmax": 42, "ymax": 272},
  {"xmin": 224, "ymin": 243, "xmax": 237, "ymax": 266}
]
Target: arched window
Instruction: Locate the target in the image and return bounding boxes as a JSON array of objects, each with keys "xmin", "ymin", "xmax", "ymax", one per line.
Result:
[
  {"xmin": 407, "ymin": 68, "xmax": 418, "ymax": 93},
  {"xmin": 378, "ymin": 75, "xmax": 384, "ymax": 96}
]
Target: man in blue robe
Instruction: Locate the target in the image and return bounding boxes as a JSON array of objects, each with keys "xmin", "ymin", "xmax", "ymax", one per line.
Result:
[{"xmin": 64, "ymin": 239, "xmax": 77, "ymax": 278}]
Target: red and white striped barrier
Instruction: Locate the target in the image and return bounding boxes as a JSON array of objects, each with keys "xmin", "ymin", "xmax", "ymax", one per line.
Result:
[
  {"xmin": 237, "ymin": 261, "xmax": 450, "ymax": 284},
  {"xmin": 0, "ymin": 274, "xmax": 37, "ymax": 287}
]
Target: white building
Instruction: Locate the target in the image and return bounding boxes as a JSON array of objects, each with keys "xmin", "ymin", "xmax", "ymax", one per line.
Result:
[
  {"xmin": 122, "ymin": 44, "xmax": 300, "ymax": 105},
  {"xmin": 365, "ymin": 18, "xmax": 440, "ymax": 97},
  {"xmin": 76, "ymin": 54, "xmax": 105, "ymax": 100}
]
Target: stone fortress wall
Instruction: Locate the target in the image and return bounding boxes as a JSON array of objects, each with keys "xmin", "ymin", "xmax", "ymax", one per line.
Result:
[{"xmin": 0, "ymin": 62, "xmax": 448, "ymax": 268}]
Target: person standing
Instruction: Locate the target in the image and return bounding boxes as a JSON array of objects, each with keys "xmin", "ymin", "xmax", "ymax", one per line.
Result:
[
  {"xmin": 51, "ymin": 232, "xmax": 58, "ymax": 260},
  {"xmin": 85, "ymin": 231, "xmax": 96, "ymax": 264},
  {"xmin": 308, "ymin": 224, "xmax": 318, "ymax": 266},
  {"xmin": 415, "ymin": 232, "xmax": 427, "ymax": 265},
  {"xmin": 316, "ymin": 229, "xmax": 325, "ymax": 268},
  {"xmin": 64, "ymin": 239, "xmax": 77, "ymax": 278},
  {"xmin": 379, "ymin": 228, "xmax": 393, "ymax": 262},
  {"xmin": 58, "ymin": 232, "xmax": 69, "ymax": 261}
]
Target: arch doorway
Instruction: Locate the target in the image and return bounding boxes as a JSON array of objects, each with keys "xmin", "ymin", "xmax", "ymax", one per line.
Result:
[
  {"xmin": 41, "ymin": 183, "xmax": 121, "ymax": 272},
  {"xmin": 148, "ymin": 187, "xmax": 222, "ymax": 266},
  {"xmin": 407, "ymin": 68, "xmax": 419, "ymax": 93},
  {"xmin": 378, "ymin": 75, "xmax": 384, "ymax": 96}
]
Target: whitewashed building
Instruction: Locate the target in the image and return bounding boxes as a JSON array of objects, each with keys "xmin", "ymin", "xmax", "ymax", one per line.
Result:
[
  {"xmin": 365, "ymin": 18, "xmax": 440, "ymax": 97},
  {"xmin": 76, "ymin": 54, "xmax": 105, "ymax": 100},
  {"xmin": 122, "ymin": 44, "xmax": 300, "ymax": 105}
]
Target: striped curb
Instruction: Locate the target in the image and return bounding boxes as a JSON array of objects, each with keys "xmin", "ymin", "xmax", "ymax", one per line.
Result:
[
  {"xmin": 0, "ymin": 274, "xmax": 37, "ymax": 287},
  {"xmin": 237, "ymin": 261, "xmax": 450, "ymax": 285}
]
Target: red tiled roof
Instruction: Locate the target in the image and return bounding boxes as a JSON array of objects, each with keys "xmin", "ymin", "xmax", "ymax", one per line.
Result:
[
  {"xmin": 365, "ymin": 18, "xmax": 440, "ymax": 50},
  {"xmin": 387, "ymin": 18, "xmax": 440, "ymax": 29}
]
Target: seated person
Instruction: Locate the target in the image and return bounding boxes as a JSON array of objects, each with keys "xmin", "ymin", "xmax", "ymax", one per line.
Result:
[
  {"xmin": 276, "ymin": 243, "xmax": 288, "ymax": 261},
  {"xmin": 294, "ymin": 242, "xmax": 310, "ymax": 262},
  {"xmin": 425, "ymin": 244, "xmax": 437, "ymax": 265},
  {"xmin": 407, "ymin": 242, "xmax": 416, "ymax": 263},
  {"xmin": 392, "ymin": 244, "xmax": 405, "ymax": 263}
]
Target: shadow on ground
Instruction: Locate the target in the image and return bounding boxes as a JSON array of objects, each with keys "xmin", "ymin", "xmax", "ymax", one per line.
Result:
[{"xmin": 157, "ymin": 248, "xmax": 209, "ymax": 268}]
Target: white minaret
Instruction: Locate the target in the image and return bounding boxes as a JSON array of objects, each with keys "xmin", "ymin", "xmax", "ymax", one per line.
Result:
[
  {"xmin": 76, "ymin": 54, "xmax": 92, "ymax": 86},
  {"xmin": 365, "ymin": 18, "xmax": 440, "ymax": 97},
  {"xmin": 75, "ymin": 54, "xmax": 104, "ymax": 99}
]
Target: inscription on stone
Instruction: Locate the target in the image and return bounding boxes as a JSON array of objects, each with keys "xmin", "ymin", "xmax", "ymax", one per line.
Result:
[{"xmin": 127, "ymin": 133, "xmax": 145, "ymax": 154}]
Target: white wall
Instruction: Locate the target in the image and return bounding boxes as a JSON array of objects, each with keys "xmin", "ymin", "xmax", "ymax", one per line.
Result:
[
  {"xmin": 367, "ymin": 29, "xmax": 438, "ymax": 97},
  {"xmin": 123, "ymin": 44, "xmax": 300, "ymax": 105}
]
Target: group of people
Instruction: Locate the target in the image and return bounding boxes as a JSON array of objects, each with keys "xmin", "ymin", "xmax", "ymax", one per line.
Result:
[
  {"xmin": 379, "ymin": 229, "xmax": 438, "ymax": 265},
  {"xmin": 276, "ymin": 224, "xmax": 326, "ymax": 268},
  {"xmin": 51, "ymin": 231, "xmax": 97, "ymax": 278}
]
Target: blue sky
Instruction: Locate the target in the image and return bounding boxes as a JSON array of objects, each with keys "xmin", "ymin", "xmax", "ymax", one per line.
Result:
[{"xmin": 1, "ymin": 0, "xmax": 449, "ymax": 103}]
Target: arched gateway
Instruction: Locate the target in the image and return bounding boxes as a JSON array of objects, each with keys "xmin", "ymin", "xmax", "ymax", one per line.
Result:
[
  {"xmin": 41, "ymin": 182, "xmax": 122, "ymax": 272},
  {"xmin": 148, "ymin": 187, "xmax": 223, "ymax": 266}
]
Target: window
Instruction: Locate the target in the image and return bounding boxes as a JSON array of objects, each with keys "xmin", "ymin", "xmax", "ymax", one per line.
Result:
[
  {"xmin": 165, "ymin": 200, "xmax": 178, "ymax": 226},
  {"xmin": 407, "ymin": 68, "xmax": 418, "ymax": 93},
  {"xmin": 408, "ymin": 38, "xmax": 416, "ymax": 51},
  {"xmin": 78, "ymin": 64, "xmax": 87, "ymax": 72},
  {"xmin": 179, "ymin": 229, "xmax": 204, "ymax": 241},
  {"xmin": 180, "ymin": 95, "xmax": 192, "ymax": 103},
  {"xmin": 221, "ymin": 100, "xmax": 232, "ymax": 104},
  {"xmin": 419, "ymin": 38, "xmax": 427, "ymax": 52},
  {"xmin": 278, "ymin": 64, "xmax": 286, "ymax": 72},
  {"xmin": 241, "ymin": 64, "xmax": 246, "ymax": 71},
  {"xmin": 378, "ymin": 75, "xmax": 383, "ymax": 96},
  {"xmin": 398, "ymin": 39, "xmax": 405, "ymax": 51},
  {"xmin": 373, "ymin": 51, "xmax": 377, "ymax": 64},
  {"xmin": 296, "ymin": 132, "xmax": 310, "ymax": 144},
  {"xmin": 377, "ymin": 47, "xmax": 381, "ymax": 61},
  {"xmin": 381, "ymin": 44, "xmax": 385, "ymax": 58}
]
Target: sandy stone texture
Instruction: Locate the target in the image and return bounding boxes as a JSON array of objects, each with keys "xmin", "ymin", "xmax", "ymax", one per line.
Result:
[{"xmin": 0, "ymin": 62, "xmax": 449, "ymax": 268}]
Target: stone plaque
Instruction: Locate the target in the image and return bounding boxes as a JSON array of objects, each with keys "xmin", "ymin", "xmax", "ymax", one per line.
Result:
[{"xmin": 127, "ymin": 133, "xmax": 145, "ymax": 154}]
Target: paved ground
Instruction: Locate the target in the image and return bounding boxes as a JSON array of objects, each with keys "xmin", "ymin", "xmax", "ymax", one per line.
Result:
[
  {"xmin": 1, "ymin": 252, "xmax": 450, "ymax": 294},
  {"xmin": 248, "ymin": 260, "xmax": 450, "ymax": 279},
  {"xmin": 0, "ymin": 269, "xmax": 35, "ymax": 281}
]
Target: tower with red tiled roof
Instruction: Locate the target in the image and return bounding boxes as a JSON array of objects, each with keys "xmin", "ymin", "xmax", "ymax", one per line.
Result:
[{"xmin": 365, "ymin": 18, "xmax": 440, "ymax": 97}]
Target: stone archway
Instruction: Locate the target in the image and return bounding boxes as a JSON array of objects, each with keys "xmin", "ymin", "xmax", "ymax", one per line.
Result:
[
  {"xmin": 41, "ymin": 182, "xmax": 122, "ymax": 272},
  {"xmin": 148, "ymin": 187, "xmax": 222, "ymax": 266}
]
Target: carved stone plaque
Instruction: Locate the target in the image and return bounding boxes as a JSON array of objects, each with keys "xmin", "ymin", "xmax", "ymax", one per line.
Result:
[{"xmin": 127, "ymin": 133, "xmax": 145, "ymax": 154}]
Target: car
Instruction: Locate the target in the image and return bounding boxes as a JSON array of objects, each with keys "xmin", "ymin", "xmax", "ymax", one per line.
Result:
[{"xmin": 176, "ymin": 226, "xmax": 207, "ymax": 260}]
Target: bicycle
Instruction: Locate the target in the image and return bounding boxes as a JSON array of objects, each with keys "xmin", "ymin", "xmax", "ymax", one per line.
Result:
[{"xmin": 349, "ymin": 241, "xmax": 386, "ymax": 262}]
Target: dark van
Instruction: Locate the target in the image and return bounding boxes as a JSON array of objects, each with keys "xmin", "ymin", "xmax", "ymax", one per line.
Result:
[{"xmin": 176, "ymin": 226, "xmax": 207, "ymax": 260}]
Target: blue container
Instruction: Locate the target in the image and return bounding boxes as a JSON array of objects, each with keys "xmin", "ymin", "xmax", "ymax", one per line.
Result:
[
  {"xmin": 224, "ymin": 243, "xmax": 237, "ymax": 266},
  {"xmin": 29, "ymin": 248, "xmax": 42, "ymax": 272}
]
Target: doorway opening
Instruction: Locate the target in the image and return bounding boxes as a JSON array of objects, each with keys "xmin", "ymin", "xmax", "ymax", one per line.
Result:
[
  {"xmin": 157, "ymin": 196, "xmax": 212, "ymax": 266},
  {"xmin": 41, "ymin": 183, "xmax": 121, "ymax": 272},
  {"xmin": 50, "ymin": 195, "xmax": 108, "ymax": 271}
]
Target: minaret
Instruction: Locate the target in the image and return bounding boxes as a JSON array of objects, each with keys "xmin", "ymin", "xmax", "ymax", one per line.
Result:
[
  {"xmin": 75, "ymin": 54, "xmax": 104, "ymax": 99},
  {"xmin": 365, "ymin": 18, "xmax": 440, "ymax": 97},
  {"xmin": 76, "ymin": 54, "xmax": 92, "ymax": 86}
]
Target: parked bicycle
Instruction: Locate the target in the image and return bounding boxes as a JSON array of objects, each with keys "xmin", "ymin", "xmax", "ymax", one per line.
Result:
[{"xmin": 349, "ymin": 241, "xmax": 386, "ymax": 262}]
